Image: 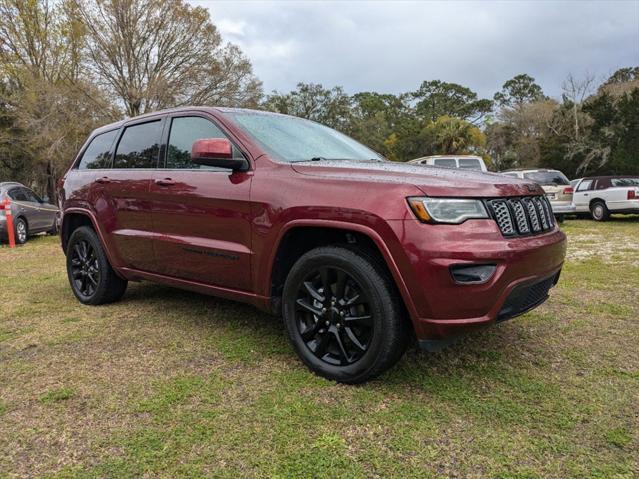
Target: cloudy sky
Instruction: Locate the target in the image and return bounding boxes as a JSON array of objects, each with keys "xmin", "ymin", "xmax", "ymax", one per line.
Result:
[{"xmin": 195, "ymin": 0, "xmax": 639, "ymax": 100}]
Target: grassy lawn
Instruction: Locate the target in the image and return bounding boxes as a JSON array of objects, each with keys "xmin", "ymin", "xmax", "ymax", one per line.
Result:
[{"xmin": 1, "ymin": 218, "xmax": 638, "ymax": 478}]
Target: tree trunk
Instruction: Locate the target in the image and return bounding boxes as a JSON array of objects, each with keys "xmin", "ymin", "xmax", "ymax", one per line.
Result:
[{"xmin": 46, "ymin": 159, "xmax": 56, "ymax": 204}]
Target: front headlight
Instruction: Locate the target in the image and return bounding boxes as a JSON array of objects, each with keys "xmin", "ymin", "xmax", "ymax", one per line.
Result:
[{"xmin": 408, "ymin": 197, "xmax": 489, "ymax": 224}]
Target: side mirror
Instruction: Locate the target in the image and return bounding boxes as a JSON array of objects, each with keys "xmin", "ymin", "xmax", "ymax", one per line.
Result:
[
  {"xmin": 191, "ymin": 138, "xmax": 248, "ymax": 171},
  {"xmin": 42, "ymin": 196, "xmax": 50, "ymax": 204}
]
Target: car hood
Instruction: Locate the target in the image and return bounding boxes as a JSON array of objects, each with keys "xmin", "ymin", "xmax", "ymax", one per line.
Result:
[{"xmin": 291, "ymin": 160, "xmax": 544, "ymax": 197}]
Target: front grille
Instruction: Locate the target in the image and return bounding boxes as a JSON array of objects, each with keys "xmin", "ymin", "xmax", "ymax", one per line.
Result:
[
  {"xmin": 487, "ymin": 196, "xmax": 554, "ymax": 237},
  {"xmin": 497, "ymin": 272, "xmax": 559, "ymax": 321}
]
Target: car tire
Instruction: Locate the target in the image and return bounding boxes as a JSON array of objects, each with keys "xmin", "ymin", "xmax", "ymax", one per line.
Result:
[
  {"xmin": 555, "ymin": 214, "xmax": 565, "ymax": 224},
  {"xmin": 66, "ymin": 226, "xmax": 127, "ymax": 305},
  {"xmin": 282, "ymin": 246, "xmax": 408, "ymax": 384},
  {"xmin": 590, "ymin": 201, "xmax": 610, "ymax": 221},
  {"xmin": 14, "ymin": 217, "xmax": 28, "ymax": 244}
]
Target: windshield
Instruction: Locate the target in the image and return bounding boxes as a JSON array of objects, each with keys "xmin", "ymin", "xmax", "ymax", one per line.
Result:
[
  {"xmin": 523, "ymin": 171, "xmax": 569, "ymax": 186},
  {"xmin": 226, "ymin": 111, "xmax": 384, "ymax": 163}
]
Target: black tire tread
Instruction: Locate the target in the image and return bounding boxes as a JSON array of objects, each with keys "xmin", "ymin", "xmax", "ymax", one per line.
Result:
[
  {"xmin": 66, "ymin": 226, "xmax": 127, "ymax": 305},
  {"xmin": 283, "ymin": 245, "xmax": 408, "ymax": 384}
]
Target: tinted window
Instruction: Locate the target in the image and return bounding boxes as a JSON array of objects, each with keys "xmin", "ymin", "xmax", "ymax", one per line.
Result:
[
  {"xmin": 523, "ymin": 171, "xmax": 569, "ymax": 186},
  {"xmin": 458, "ymin": 158, "xmax": 481, "ymax": 170},
  {"xmin": 8, "ymin": 188, "xmax": 27, "ymax": 201},
  {"xmin": 577, "ymin": 180, "xmax": 593, "ymax": 191},
  {"xmin": 22, "ymin": 188, "xmax": 40, "ymax": 202},
  {"xmin": 433, "ymin": 159, "xmax": 457, "ymax": 168},
  {"xmin": 227, "ymin": 111, "xmax": 383, "ymax": 163},
  {"xmin": 166, "ymin": 117, "xmax": 234, "ymax": 169},
  {"xmin": 612, "ymin": 178, "xmax": 639, "ymax": 187},
  {"xmin": 78, "ymin": 130, "xmax": 118, "ymax": 170},
  {"xmin": 114, "ymin": 121, "xmax": 163, "ymax": 169}
]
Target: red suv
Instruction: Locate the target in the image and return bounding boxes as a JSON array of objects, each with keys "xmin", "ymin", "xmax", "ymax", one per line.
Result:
[{"xmin": 58, "ymin": 107, "xmax": 566, "ymax": 383}]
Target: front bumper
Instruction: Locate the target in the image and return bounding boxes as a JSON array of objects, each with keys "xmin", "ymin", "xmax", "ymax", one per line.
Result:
[
  {"xmin": 549, "ymin": 201, "xmax": 576, "ymax": 214},
  {"xmin": 386, "ymin": 218, "xmax": 567, "ymax": 345}
]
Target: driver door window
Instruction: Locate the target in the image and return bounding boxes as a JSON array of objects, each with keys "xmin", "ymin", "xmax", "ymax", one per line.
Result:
[{"xmin": 165, "ymin": 116, "xmax": 243, "ymax": 170}]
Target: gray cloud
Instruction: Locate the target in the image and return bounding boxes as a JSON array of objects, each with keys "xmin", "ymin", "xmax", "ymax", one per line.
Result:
[{"xmin": 196, "ymin": 0, "xmax": 639, "ymax": 99}]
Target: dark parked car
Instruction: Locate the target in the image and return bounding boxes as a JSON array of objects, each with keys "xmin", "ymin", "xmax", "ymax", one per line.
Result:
[
  {"xmin": 58, "ymin": 107, "xmax": 567, "ymax": 383},
  {"xmin": 0, "ymin": 182, "xmax": 59, "ymax": 244}
]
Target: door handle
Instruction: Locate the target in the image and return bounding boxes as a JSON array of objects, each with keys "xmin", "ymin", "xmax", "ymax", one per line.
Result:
[
  {"xmin": 583, "ymin": 193, "xmax": 589, "ymax": 196},
  {"xmin": 95, "ymin": 176, "xmax": 111, "ymax": 184},
  {"xmin": 155, "ymin": 178, "xmax": 176, "ymax": 186}
]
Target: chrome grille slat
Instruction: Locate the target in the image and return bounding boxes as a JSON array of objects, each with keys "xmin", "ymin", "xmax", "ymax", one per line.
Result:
[
  {"xmin": 509, "ymin": 199, "xmax": 530, "ymax": 234},
  {"xmin": 488, "ymin": 196, "xmax": 554, "ymax": 237}
]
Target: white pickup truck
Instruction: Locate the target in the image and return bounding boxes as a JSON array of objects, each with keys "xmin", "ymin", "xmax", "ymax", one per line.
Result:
[{"xmin": 573, "ymin": 176, "xmax": 639, "ymax": 220}]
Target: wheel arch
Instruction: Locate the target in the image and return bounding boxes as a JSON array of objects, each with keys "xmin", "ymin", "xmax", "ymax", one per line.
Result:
[
  {"xmin": 589, "ymin": 198, "xmax": 606, "ymax": 208},
  {"xmin": 267, "ymin": 221, "xmax": 419, "ymax": 325},
  {"xmin": 61, "ymin": 210, "xmax": 96, "ymax": 251},
  {"xmin": 60, "ymin": 208, "xmax": 123, "ymax": 277}
]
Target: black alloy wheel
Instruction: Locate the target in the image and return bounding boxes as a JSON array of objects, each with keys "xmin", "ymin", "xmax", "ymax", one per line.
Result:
[
  {"xmin": 295, "ymin": 266, "xmax": 374, "ymax": 366},
  {"xmin": 66, "ymin": 226, "xmax": 127, "ymax": 305},
  {"xmin": 282, "ymin": 246, "xmax": 408, "ymax": 384},
  {"xmin": 70, "ymin": 239, "xmax": 101, "ymax": 298}
]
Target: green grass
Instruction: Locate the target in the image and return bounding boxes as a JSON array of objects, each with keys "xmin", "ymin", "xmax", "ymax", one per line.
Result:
[
  {"xmin": 39, "ymin": 388, "xmax": 75, "ymax": 404},
  {"xmin": 1, "ymin": 217, "xmax": 638, "ymax": 477}
]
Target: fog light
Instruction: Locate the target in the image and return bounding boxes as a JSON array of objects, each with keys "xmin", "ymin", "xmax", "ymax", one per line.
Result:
[{"xmin": 450, "ymin": 264, "xmax": 496, "ymax": 284}]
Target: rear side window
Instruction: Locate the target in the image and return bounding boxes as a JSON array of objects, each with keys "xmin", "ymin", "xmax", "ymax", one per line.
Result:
[
  {"xmin": 523, "ymin": 171, "xmax": 569, "ymax": 186},
  {"xmin": 612, "ymin": 178, "xmax": 639, "ymax": 187},
  {"xmin": 166, "ymin": 117, "xmax": 226, "ymax": 169},
  {"xmin": 114, "ymin": 120, "xmax": 163, "ymax": 169},
  {"xmin": 433, "ymin": 159, "xmax": 456, "ymax": 168},
  {"xmin": 577, "ymin": 180, "xmax": 593, "ymax": 191},
  {"xmin": 458, "ymin": 158, "xmax": 481, "ymax": 170},
  {"xmin": 8, "ymin": 188, "xmax": 27, "ymax": 201},
  {"xmin": 78, "ymin": 130, "xmax": 118, "ymax": 170}
]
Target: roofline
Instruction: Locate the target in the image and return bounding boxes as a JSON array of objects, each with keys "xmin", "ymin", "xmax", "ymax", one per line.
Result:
[
  {"xmin": 581, "ymin": 175, "xmax": 639, "ymax": 180},
  {"xmin": 89, "ymin": 106, "xmax": 297, "ymax": 136}
]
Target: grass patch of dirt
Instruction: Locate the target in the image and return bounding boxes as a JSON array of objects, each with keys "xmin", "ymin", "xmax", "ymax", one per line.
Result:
[{"xmin": 1, "ymin": 219, "xmax": 638, "ymax": 478}]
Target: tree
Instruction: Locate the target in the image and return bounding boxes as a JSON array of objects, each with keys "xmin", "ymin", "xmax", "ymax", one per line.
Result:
[
  {"xmin": 347, "ymin": 92, "xmax": 413, "ymax": 159},
  {"xmin": 419, "ymin": 116, "xmax": 486, "ymax": 156},
  {"xmin": 494, "ymin": 74, "xmax": 545, "ymax": 109},
  {"xmin": 71, "ymin": 0, "xmax": 262, "ymax": 117},
  {"xmin": 263, "ymin": 83, "xmax": 353, "ymax": 131},
  {"xmin": 0, "ymin": 0, "xmax": 114, "ymax": 200},
  {"xmin": 0, "ymin": 0, "xmax": 83, "ymax": 85},
  {"xmin": 412, "ymin": 80, "xmax": 492, "ymax": 124}
]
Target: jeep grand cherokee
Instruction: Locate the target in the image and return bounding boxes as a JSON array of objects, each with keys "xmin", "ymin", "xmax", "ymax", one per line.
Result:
[{"xmin": 58, "ymin": 107, "xmax": 567, "ymax": 383}]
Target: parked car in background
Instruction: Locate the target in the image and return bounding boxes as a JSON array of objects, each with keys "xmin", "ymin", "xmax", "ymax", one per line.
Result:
[
  {"xmin": 58, "ymin": 107, "xmax": 566, "ymax": 383},
  {"xmin": 0, "ymin": 182, "xmax": 59, "ymax": 244},
  {"xmin": 572, "ymin": 176, "xmax": 639, "ymax": 220},
  {"xmin": 499, "ymin": 169, "xmax": 575, "ymax": 222},
  {"xmin": 409, "ymin": 155, "xmax": 488, "ymax": 172},
  {"xmin": 570, "ymin": 178, "xmax": 582, "ymax": 190}
]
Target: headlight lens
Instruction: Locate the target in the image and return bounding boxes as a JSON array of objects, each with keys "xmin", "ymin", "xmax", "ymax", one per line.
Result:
[{"xmin": 408, "ymin": 197, "xmax": 489, "ymax": 224}]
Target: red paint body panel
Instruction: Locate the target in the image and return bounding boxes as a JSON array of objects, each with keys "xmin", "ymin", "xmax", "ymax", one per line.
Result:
[{"xmin": 59, "ymin": 107, "xmax": 567, "ymax": 343}]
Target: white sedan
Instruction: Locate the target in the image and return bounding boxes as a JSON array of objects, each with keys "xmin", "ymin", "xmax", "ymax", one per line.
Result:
[{"xmin": 572, "ymin": 176, "xmax": 639, "ymax": 220}]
